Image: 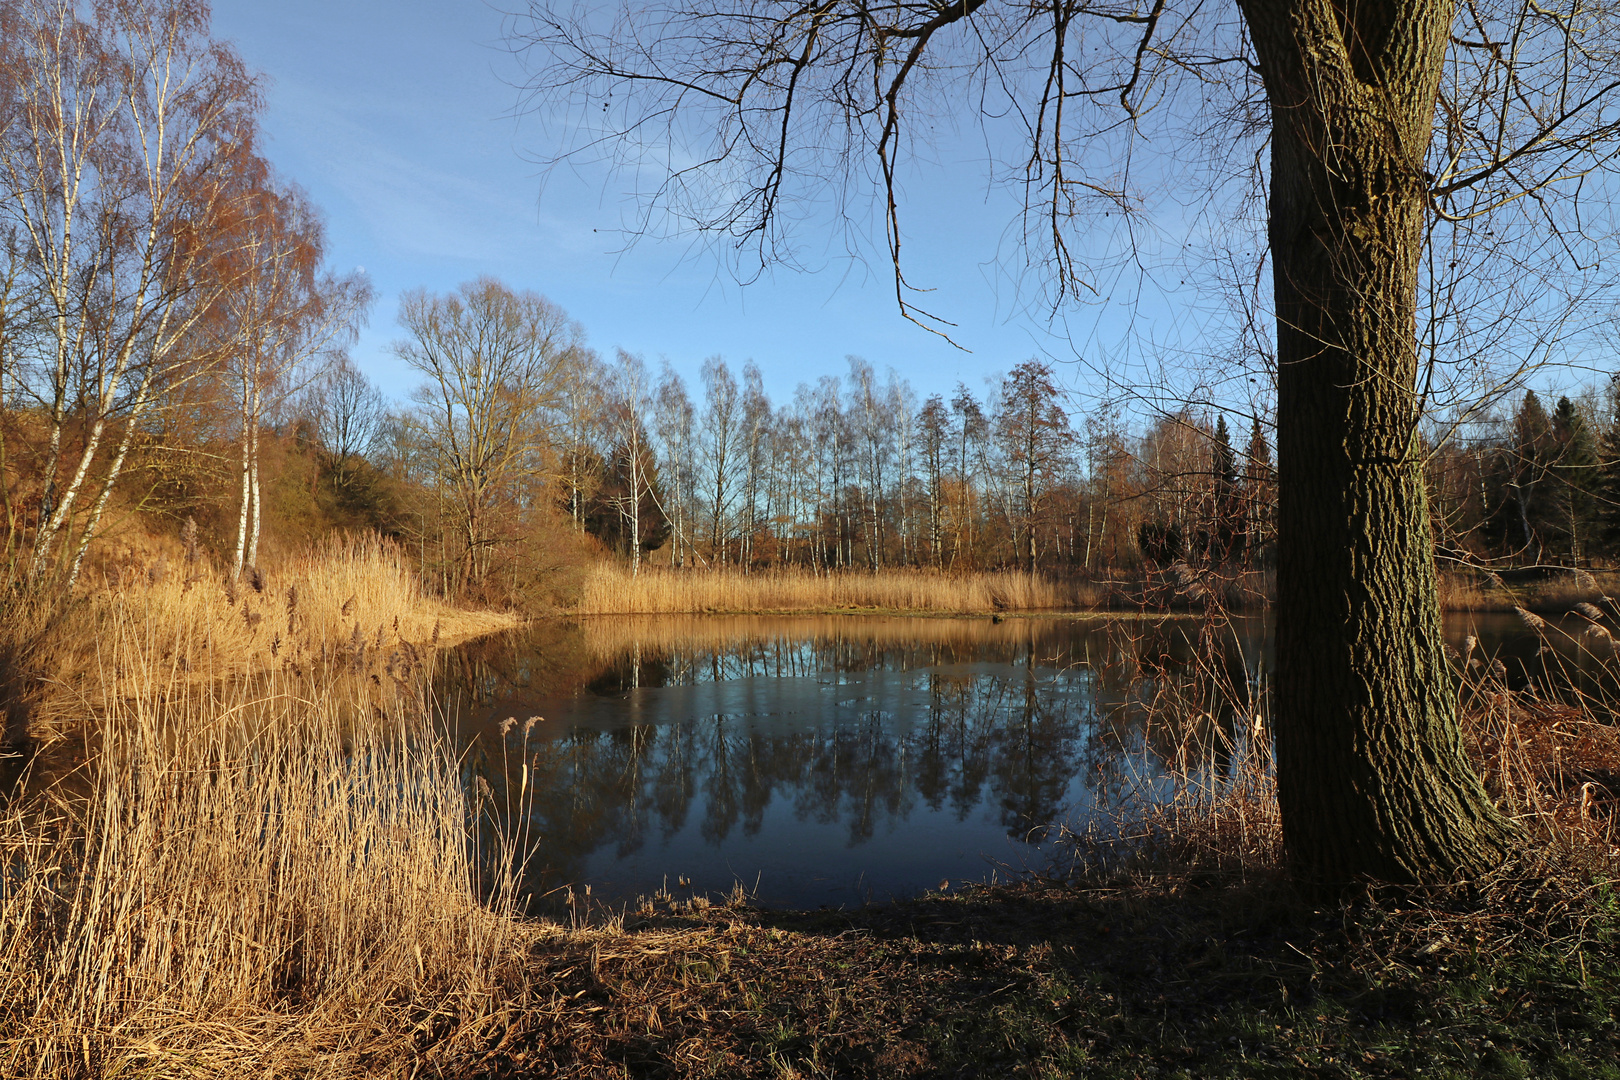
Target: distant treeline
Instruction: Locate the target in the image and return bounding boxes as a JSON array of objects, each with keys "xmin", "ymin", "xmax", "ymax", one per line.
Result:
[
  {"xmin": 502, "ymin": 347, "xmax": 1276, "ymax": 581},
  {"xmin": 1428, "ymin": 388, "xmax": 1620, "ymax": 569}
]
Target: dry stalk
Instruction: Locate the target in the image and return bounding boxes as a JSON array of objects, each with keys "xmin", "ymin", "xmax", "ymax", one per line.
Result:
[
  {"xmin": 575, "ymin": 564, "xmax": 1115, "ymax": 615},
  {"xmin": 0, "ymin": 601, "xmax": 535, "ymax": 1078}
]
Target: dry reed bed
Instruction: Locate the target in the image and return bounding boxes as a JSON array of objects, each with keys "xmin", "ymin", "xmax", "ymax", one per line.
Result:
[
  {"xmin": 1461, "ymin": 608, "xmax": 1620, "ymax": 849},
  {"xmin": 114, "ymin": 534, "xmax": 518, "ymax": 665},
  {"xmin": 577, "ymin": 564, "xmax": 1113, "ymax": 615},
  {"xmin": 1055, "ymin": 608, "xmax": 1620, "ymax": 884},
  {"xmin": 0, "ymin": 605, "xmax": 544, "ymax": 1079},
  {"xmin": 1199, "ymin": 693, "xmax": 1616, "ymax": 871},
  {"xmin": 1464, "ymin": 691, "xmax": 1620, "ymax": 844},
  {"xmin": 1052, "ymin": 616, "xmax": 1283, "ymax": 880},
  {"xmin": 1439, "ymin": 566, "xmax": 1620, "ymax": 612},
  {"xmin": 22, "ymin": 537, "xmax": 517, "ymax": 742}
]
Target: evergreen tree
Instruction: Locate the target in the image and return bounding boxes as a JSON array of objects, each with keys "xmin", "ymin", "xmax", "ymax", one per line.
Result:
[
  {"xmin": 995, "ymin": 361, "xmax": 1073, "ymax": 572},
  {"xmin": 1550, "ymin": 396, "xmax": 1598, "ymax": 565},
  {"xmin": 1595, "ymin": 377, "xmax": 1620, "ymax": 559},
  {"xmin": 585, "ymin": 429, "xmax": 671, "ymax": 559},
  {"xmin": 1208, "ymin": 414, "xmax": 1243, "ymax": 565},
  {"xmin": 1243, "ymin": 416, "xmax": 1275, "ymax": 568},
  {"xmin": 1213, "ymin": 414, "xmax": 1238, "ymax": 490},
  {"xmin": 1487, "ymin": 391, "xmax": 1555, "ymax": 561}
]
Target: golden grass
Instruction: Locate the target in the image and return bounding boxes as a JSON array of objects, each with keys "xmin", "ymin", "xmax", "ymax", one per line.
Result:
[
  {"xmin": 0, "ymin": 598, "xmax": 546, "ymax": 1078},
  {"xmin": 116, "ymin": 533, "xmax": 517, "ymax": 658},
  {"xmin": 17, "ymin": 535, "xmax": 518, "ymax": 744},
  {"xmin": 1438, "ymin": 566, "xmax": 1620, "ymax": 612},
  {"xmin": 1437, "ymin": 572, "xmax": 1499, "ymax": 611},
  {"xmin": 575, "ymin": 564, "xmax": 1113, "ymax": 615},
  {"xmin": 1519, "ymin": 570, "xmax": 1620, "ymax": 610},
  {"xmin": 1058, "ymin": 610, "xmax": 1620, "ymax": 886}
]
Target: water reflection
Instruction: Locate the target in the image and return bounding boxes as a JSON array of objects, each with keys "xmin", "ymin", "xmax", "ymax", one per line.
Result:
[
  {"xmin": 1444, "ymin": 611, "xmax": 1620, "ymax": 715},
  {"xmin": 2, "ymin": 609, "xmax": 1594, "ymax": 909},
  {"xmin": 439, "ymin": 615, "xmax": 1270, "ymax": 910}
]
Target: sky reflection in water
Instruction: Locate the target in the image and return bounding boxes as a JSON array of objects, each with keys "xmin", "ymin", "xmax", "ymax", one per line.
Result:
[{"xmin": 438, "ymin": 615, "xmax": 1268, "ymax": 910}]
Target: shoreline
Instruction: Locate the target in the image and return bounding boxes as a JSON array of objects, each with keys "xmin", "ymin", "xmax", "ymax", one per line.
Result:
[
  {"xmin": 561, "ymin": 563, "xmax": 1620, "ymax": 618},
  {"xmin": 396, "ymin": 865, "xmax": 1620, "ymax": 1079}
]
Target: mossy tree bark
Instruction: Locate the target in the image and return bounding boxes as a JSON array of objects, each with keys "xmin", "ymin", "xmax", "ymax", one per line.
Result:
[{"xmin": 1238, "ymin": 0, "xmax": 1519, "ymax": 882}]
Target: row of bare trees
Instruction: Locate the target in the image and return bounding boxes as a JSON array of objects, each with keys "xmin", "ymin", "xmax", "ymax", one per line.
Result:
[
  {"xmin": 414, "ymin": 317, "xmax": 1278, "ymax": 578},
  {"xmin": 0, "ymin": 0, "xmax": 368, "ymax": 593},
  {"xmin": 377, "ymin": 279, "xmax": 1620, "ymax": 594},
  {"xmin": 332, "ymin": 274, "xmax": 1286, "ymax": 597}
]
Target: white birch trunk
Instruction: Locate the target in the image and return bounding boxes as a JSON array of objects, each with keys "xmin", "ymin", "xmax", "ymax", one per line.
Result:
[{"xmin": 247, "ymin": 421, "xmax": 263, "ymax": 570}]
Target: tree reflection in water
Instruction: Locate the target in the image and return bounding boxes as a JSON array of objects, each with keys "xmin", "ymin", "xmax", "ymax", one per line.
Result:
[{"xmin": 438, "ymin": 615, "xmax": 1270, "ymax": 910}]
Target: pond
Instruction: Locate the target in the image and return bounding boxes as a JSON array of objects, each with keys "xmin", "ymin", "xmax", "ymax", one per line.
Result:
[
  {"xmin": 438, "ymin": 609, "xmax": 1620, "ymax": 912},
  {"xmin": 439, "ymin": 613, "xmax": 1274, "ymax": 911},
  {"xmin": 1, "ymin": 607, "xmax": 1601, "ymax": 910}
]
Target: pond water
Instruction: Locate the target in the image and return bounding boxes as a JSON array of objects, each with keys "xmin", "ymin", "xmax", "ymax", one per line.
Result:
[
  {"xmin": 439, "ymin": 614, "xmax": 1275, "ymax": 911},
  {"xmin": 438, "ymin": 609, "xmax": 1617, "ymax": 912},
  {"xmin": 1, "ymin": 607, "xmax": 1600, "ymax": 910}
]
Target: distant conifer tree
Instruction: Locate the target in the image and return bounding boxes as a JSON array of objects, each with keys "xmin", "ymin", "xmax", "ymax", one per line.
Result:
[
  {"xmin": 1594, "ymin": 378, "xmax": 1620, "ymax": 559},
  {"xmin": 1550, "ymin": 396, "xmax": 1598, "ymax": 564},
  {"xmin": 1487, "ymin": 391, "xmax": 1555, "ymax": 561},
  {"xmin": 1208, "ymin": 415, "xmax": 1243, "ymax": 564},
  {"xmin": 1242, "ymin": 416, "xmax": 1275, "ymax": 568}
]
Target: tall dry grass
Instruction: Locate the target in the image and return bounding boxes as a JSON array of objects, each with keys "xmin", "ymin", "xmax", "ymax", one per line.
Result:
[
  {"xmin": 576, "ymin": 564, "xmax": 1113, "ymax": 615},
  {"xmin": 0, "ymin": 583, "xmax": 539, "ymax": 1078},
  {"xmin": 99, "ymin": 532, "xmax": 517, "ymax": 661},
  {"xmin": 1051, "ymin": 611, "xmax": 1282, "ymax": 881},
  {"xmin": 1458, "ymin": 608, "xmax": 1620, "ymax": 852},
  {"xmin": 16, "ymin": 535, "xmax": 517, "ymax": 744},
  {"xmin": 1438, "ymin": 565, "xmax": 1620, "ymax": 613},
  {"xmin": 1437, "ymin": 571, "xmax": 1500, "ymax": 611}
]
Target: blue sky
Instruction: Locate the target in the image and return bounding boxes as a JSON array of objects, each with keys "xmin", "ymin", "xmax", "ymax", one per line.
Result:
[
  {"xmin": 205, "ymin": 1, "xmax": 1613, "ymax": 434},
  {"xmin": 207, "ymin": 0, "xmax": 1140, "ymax": 412}
]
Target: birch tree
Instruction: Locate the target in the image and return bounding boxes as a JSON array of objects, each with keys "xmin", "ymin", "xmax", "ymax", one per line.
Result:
[
  {"xmin": 698, "ymin": 355, "xmax": 741, "ymax": 563},
  {"xmin": 918, "ymin": 394, "xmax": 949, "ymax": 568},
  {"xmin": 738, "ymin": 361, "xmax": 770, "ymax": 569},
  {"xmin": 3, "ymin": 0, "xmax": 262, "ymax": 589},
  {"xmin": 653, "ymin": 362, "xmax": 697, "ymax": 566},
  {"xmin": 214, "ymin": 175, "xmax": 369, "ymax": 578},
  {"xmin": 846, "ymin": 356, "xmax": 890, "ymax": 568},
  {"xmin": 605, "ymin": 349, "xmax": 654, "ymax": 575}
]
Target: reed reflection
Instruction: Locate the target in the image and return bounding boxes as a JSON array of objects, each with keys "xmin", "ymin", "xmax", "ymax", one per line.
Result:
[{"xmin": 441, "ymin": 614, "xmax": 1270, "ymax": 909}]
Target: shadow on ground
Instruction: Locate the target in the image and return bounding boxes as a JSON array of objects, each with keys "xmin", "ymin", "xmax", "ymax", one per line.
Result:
[{"xmin": 420, "ymin": 869, "xmax": 1620, "ymax": 1079}]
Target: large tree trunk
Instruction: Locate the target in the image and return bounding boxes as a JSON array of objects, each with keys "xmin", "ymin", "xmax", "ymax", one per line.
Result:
[{"xmin": 1240, "ymin": 0, "xmax": 1517, "ymax": 883}]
